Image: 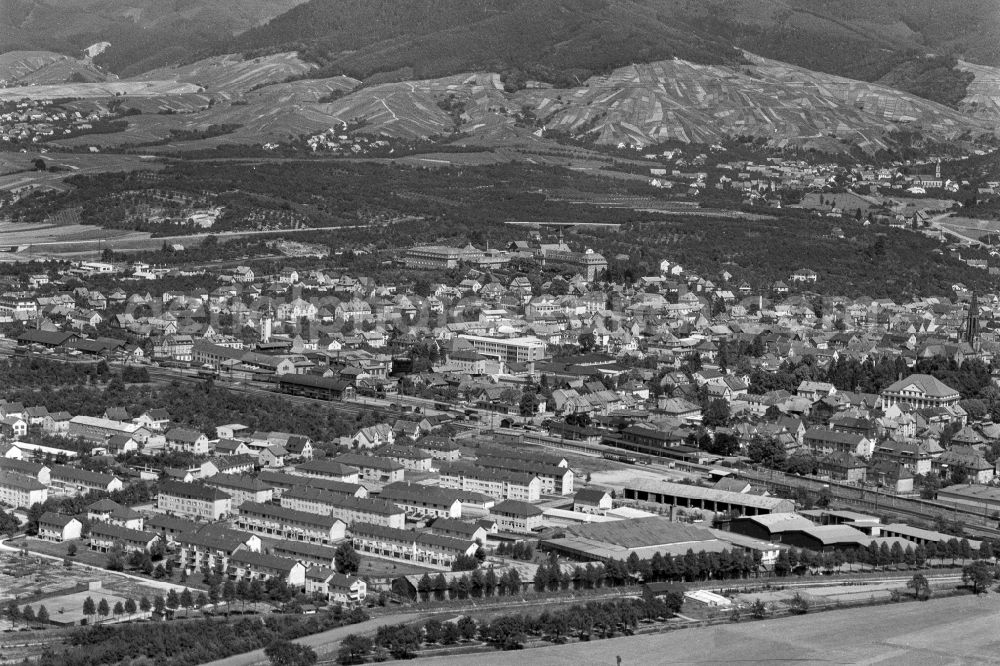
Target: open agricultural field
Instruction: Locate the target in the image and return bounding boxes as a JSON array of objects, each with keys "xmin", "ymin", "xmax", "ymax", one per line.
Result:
[
  {"xmin": 0, "ymin": 152, "xmax": 163, "ymax": 194},
  {"xmin": 0, "ymin": 221, "xmax": 143, "ymax": 246},
  {"xmin": 417, "ymin": 592, "xmax": 1000, "ymax": 665},
  {"xmin": 0, "ymin": 80, "xmax": 201, "ymax": 102},
  {"xmin": 938, "ymin": 215, "xmax": 1000, "ymax": 241}
]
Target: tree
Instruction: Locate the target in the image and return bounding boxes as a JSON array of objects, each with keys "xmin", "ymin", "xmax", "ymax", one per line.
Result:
[
  {"xmin": 67, "ymin": 543, "xmax": 78, "ymax": 557},
  {"xmin": 485, "ymin": 615, "xmax": 525, "ymax": 650},
  {"xmin": 22, "ymin": 605, "xmax": 35, "ymax": 623},
  {"xmin": 165, "ymin": 589, "xmax": 179, "ymax": 616},
  {"xmin": 180, "ymin": 588, "xmax": 194, "ymax": 616},
  {"xmin": 82, "ymin": 596, "xmax": 96, "ymax": 623},
  {"xmin": 457, "ymin": 615, "xmax": 477, "ymax": 641},
  {"xmin": 424, "ymin": 618, "xmax": 444, "ymax": 644},
  {"xmin": 153, "ymin": 595, "xmax": 165, "ymax": 617},
  {"xmin": 702, "ymin": 399, "xmax": 730, "ymax": 428},
  {"xmin": 788, "ymin": 592, "xmax": 810, "ymax": 615},
  {"xmin": 441, "ymin": 622, "xmax": 461, "ymax": 645},
  {"xmin": 97, "ymin": 598, "xmax": 110, "ymax": 623},
  {"xmin": 747, "ymin": 434, "xmax": 786, "ymax": 468},
  {"xmin": 36, "ymin": 605, "xmax": 49, "ymax": 624},
  {"xmin": 113, "ymin": 601, "xmax": 124, "ymax": 620},
  {"xmin": 337, "ymin": 634, "xmax": 372, "ymax": 665},
  {"xmin": 962, "ymin": 561, "xmax": 993, "ymax": 594},
  {"xmin": 907, "ymin": 573, "xmax": 931, "ymax": 601},
  {"xmin": 335, "ymin": 542, "xmax": 360, "ymax": 575},
  {"xmin": 265, "ymin": 639, "xmax": 318, "ymax": 666},
  {"xmin": 33, "ymin": 158, "xmax": 46, "ymax": 171}
]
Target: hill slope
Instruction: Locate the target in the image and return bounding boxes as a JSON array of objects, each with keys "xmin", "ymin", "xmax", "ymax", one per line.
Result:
[
  {"xmin": 233, "ymin": 0, "xmax": 999, "ymax": 99},
  {"xmin": 0, "ymin": 0, "xmax": 311, "ymax": 76},
  {"xmin": 33, "ymin": 52, "xmax": 993, "ymax": 156}
]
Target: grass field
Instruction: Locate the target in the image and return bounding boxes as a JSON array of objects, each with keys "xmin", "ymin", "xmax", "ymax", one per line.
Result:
[
  {"xmin": 416, "ymin": 592, "xmax": 1000, "ymax": 665},
  {"xmin": 939, "ymin": 215, "xmax": 1000, "ymax": 241},
  {"xmin": 357, "ymin": 555, "xmax": 438, "ymax": 579}
]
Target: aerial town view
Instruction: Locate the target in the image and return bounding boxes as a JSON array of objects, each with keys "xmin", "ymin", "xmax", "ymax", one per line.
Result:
[{"xmin": 3, "ymin": 2, "xmax": 1000, "ymax": 665}]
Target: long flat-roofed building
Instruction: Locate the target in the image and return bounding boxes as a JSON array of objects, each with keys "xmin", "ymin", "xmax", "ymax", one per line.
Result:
[
  {"xmin": 457, "ymin": 334, "xmax": 547, "ymax": 364},
  {"xmin": 623, "ymin": 478, "xmax": 794, "ymax": 516}
]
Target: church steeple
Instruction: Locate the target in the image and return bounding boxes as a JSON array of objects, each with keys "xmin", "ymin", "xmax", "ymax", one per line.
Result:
[{"xmin": 964, "ymin": 292, "xmax": 980, "ymax": 348}]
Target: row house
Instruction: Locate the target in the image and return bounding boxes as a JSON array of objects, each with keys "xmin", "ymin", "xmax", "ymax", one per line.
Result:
[
  {"xmin": 475, "ymin": 454, "xmax": 574, "ymax": 495},
  {"xmin": 351, "ymin": 522, "xmax": 478, "ymax": 569},
  {"xmin": 49, "ymin": 465, "xmax": 124, "ymax": 494},
  {"xmin": 378, "ymin": 482, "xmax": 463, "ymax": 519},
  {"xmin": 204, "ymin": 455, "xmax": 256, "ymax": 477},
  {"xmin": 176, "ymin": 529, "xmax": 262, "ymax": 575},
  {"xmin": 437, "ymin": 463, "xmax": 542, "ymax": 502},
  {"xmin": 290, "ymin": 459, "xmax": 361, "ymax": 484},
  {"xmin": 228, "ymin": 551, "xmax": 307, "ymax": 588},
  {"xmin": 236, "ymin": 501, "xmax": 347, "ymax": 545},
  {"xmin": 165, "ymin": 428, "xmax": 211, "ymax": 455},
  {"xmin": 280, "ymin": 488, "xmax": 405, "ymax": 529},
  {"xmin": 256, "ymin": 470, "xmax": 367, "ymax": 501},
  {"xmin": 0, "ymin": 459, "xmax": 50, "ymax": 484},
  {"xmin": 871, "ymin": 440, "xmax": 933, "ymax": 476},
  {"xmin": 817, "ymin": 452, "xmax": 868, "ymax": 483},
  {"xmin": 86, "ymin": 499, "xmax": 144, "ymax": 530},
  {"xmin": 305, "ymin": 568, "xmax": 367, "ymax": 604},
  {"xmin": 373, "ymin": 446, "xmax": 434, "ymax": 472},
  {"xmin": 89, "ymin": 522, "xmax": 159, "ymax": 554},
  {"xmin": 802, "ymin": 428, "xmax": 874, "ymax": 458},
  {"xmin": 490, "ymin": 500, "xmax": 545, "ymax": 534},
  {"xmin": 271, "ymin": 540, "xmax": 341, "ymax": 569},
  {"xmin": 0, "ymin": 470, "xmax": 47, "ymax": 508},
  {"xmin": 415, "ymin": 437, "xmax": 462, "ymax": 461},
  {"xmin": 156, "ymin": 480, "xmax": 232, "ymax": 520},
  {"xmin": 38, "ymin": 512, "xmax": 83, "ymax": 542},
  {"xmin": 204, "ymin": 474, "xmax": 273, "ymax": 506},
  {"xmin": 331, "ymin": 454, "xmax": 405, "ymax": 484},
  {"xmin": 427, "ymin": 517, "xmax": 491, "ymax": 543}
]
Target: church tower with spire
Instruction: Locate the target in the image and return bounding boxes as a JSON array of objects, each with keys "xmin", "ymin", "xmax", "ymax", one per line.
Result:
[{"xmin": 964, "ymin": 292, "xmax": 980, "ymax": 349}]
